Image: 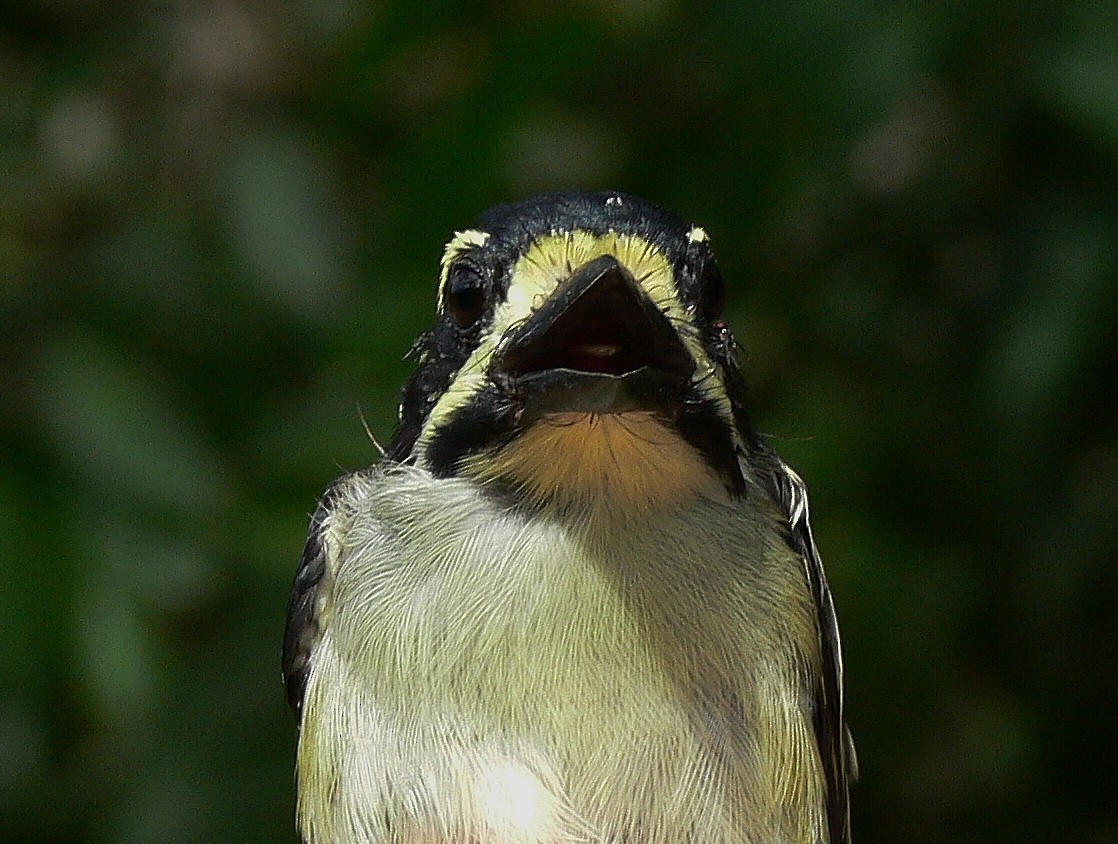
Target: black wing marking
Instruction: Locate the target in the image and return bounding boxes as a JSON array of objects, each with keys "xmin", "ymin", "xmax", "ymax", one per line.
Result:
[
  {"xmin": 750, "ymin": 447, "xmax": 853, "ymax": 844},
  {"xmin": 282, "ymin": 477, "xmax": 350, "ymax": 722}
]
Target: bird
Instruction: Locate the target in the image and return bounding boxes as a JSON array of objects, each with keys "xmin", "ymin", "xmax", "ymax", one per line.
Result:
[{"xmin": 282, "ymin": 190, "xmax": 854, "ymax": 844}]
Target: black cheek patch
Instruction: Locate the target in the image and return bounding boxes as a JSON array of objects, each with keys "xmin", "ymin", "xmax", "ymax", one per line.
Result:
[
  {"xmin": 422, "ymin": 378, "xmax": 523, "ymax": 478},
  {"xmin": 389, "ymin": 320, "xmax": 487, "ymax": 463},
  {"xmin": 675, "ymin": 393, "xmax": 746, "ymax": 496}
]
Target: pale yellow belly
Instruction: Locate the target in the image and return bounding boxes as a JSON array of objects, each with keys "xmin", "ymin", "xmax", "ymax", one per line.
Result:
[{"xmin": 296, "ymin": 473, "xmax": 825, "ymax": 844}]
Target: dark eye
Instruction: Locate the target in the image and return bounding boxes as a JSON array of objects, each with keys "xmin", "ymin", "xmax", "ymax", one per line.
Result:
[
  {"xmin": 698, "ymin": 262, "xmax": 725, "ymax": 322},
  {"xmin": 446, "ymin": 264, "xmax": 487, "ymax": 328}
]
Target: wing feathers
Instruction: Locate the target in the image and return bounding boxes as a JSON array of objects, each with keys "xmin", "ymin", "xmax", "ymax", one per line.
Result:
[
  {"xmin": 757, "ymin": 452, "xmax": 854, "ymax": 844},
  {"xmin": 282, "ymin": 477, "xmax": 353, "ymax": 721}
]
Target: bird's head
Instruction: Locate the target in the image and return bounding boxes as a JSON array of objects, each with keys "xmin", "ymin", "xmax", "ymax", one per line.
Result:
[{"xmin": 390, "ymin": 191, "xmax": 755, "ymax": 511}]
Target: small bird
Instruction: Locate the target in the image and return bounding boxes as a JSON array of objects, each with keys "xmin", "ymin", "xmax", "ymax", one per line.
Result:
[{"xmin": 283, "ymin": 191, "xmax": 854, "ymax": 844}]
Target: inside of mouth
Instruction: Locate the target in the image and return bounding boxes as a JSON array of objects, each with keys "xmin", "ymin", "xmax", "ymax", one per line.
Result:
[
  {"xmin": 500, "ymin": 266, "xmax": 694, "ymax": 381},
  {"xmin": 550, "ymin": 315, "xmax": 642, "ymax": 375},
  {"xmin": 503, "ymin": 305, "xmax": 664, "ymax": 376}
]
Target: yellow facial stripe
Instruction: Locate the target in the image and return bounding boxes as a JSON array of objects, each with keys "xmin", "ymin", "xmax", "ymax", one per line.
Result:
[
  {"xmin": 437, "ymin": 229, "xmax": 491, "ymax": 311},
  {"xmin": 417, "ymin": 231, "xmax": 737, "ymax": 465}
]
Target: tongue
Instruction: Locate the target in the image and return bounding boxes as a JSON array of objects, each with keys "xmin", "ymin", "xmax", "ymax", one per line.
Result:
[{"xmin": 569, "ymin": 342, "xmax": 626, "ymax": 374}]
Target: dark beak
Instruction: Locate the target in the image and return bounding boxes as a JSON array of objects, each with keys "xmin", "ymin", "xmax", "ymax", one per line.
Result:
[{"xmin": 496, "ymin": 254, "xmax": 695, "ymax": 416}]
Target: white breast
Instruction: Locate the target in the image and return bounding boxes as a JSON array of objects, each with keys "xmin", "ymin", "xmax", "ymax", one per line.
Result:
[{"xmin": 296, "ymin": 466, "xmax": 826, "ymax": 844}]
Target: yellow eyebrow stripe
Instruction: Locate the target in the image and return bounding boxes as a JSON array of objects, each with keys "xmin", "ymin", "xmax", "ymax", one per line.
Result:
[{"xmin": 437, "ymin": 229, "xmax": 491, "ymax": 311}]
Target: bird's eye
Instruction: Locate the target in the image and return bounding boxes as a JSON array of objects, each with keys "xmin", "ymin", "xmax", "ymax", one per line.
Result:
[
  {"xmin": 446, "ymin": 264, "xmax": 487, "ymax": 328},
  {"xmin": 699, "ymin": 262, "xmax": 725, "ymax": 323}
]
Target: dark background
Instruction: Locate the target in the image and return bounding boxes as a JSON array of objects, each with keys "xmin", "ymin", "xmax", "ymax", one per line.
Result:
[{"xmin": 3, "ymin": 1, "xmax": 1116, "ymax": 842}]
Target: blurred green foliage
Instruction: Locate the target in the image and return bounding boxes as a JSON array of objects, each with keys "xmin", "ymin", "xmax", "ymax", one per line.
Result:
[{"xmin": 2, "ymin": 1, "xmax": 1116, "ymax": 842}]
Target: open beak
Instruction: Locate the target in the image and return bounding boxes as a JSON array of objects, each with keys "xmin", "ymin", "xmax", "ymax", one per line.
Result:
[{"xmin": 496, "ymin": 254, "xmax": 695, "ymax": 417}]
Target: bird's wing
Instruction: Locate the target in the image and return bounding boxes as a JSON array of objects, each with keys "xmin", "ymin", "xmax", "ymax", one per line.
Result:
[
  {"xmin": 767, "ymin": 457, "xmax": 855, "ymax": 844},
  {"xmin": 282, "ymin": 474, "xmax": 355, "ymax": 721}
]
